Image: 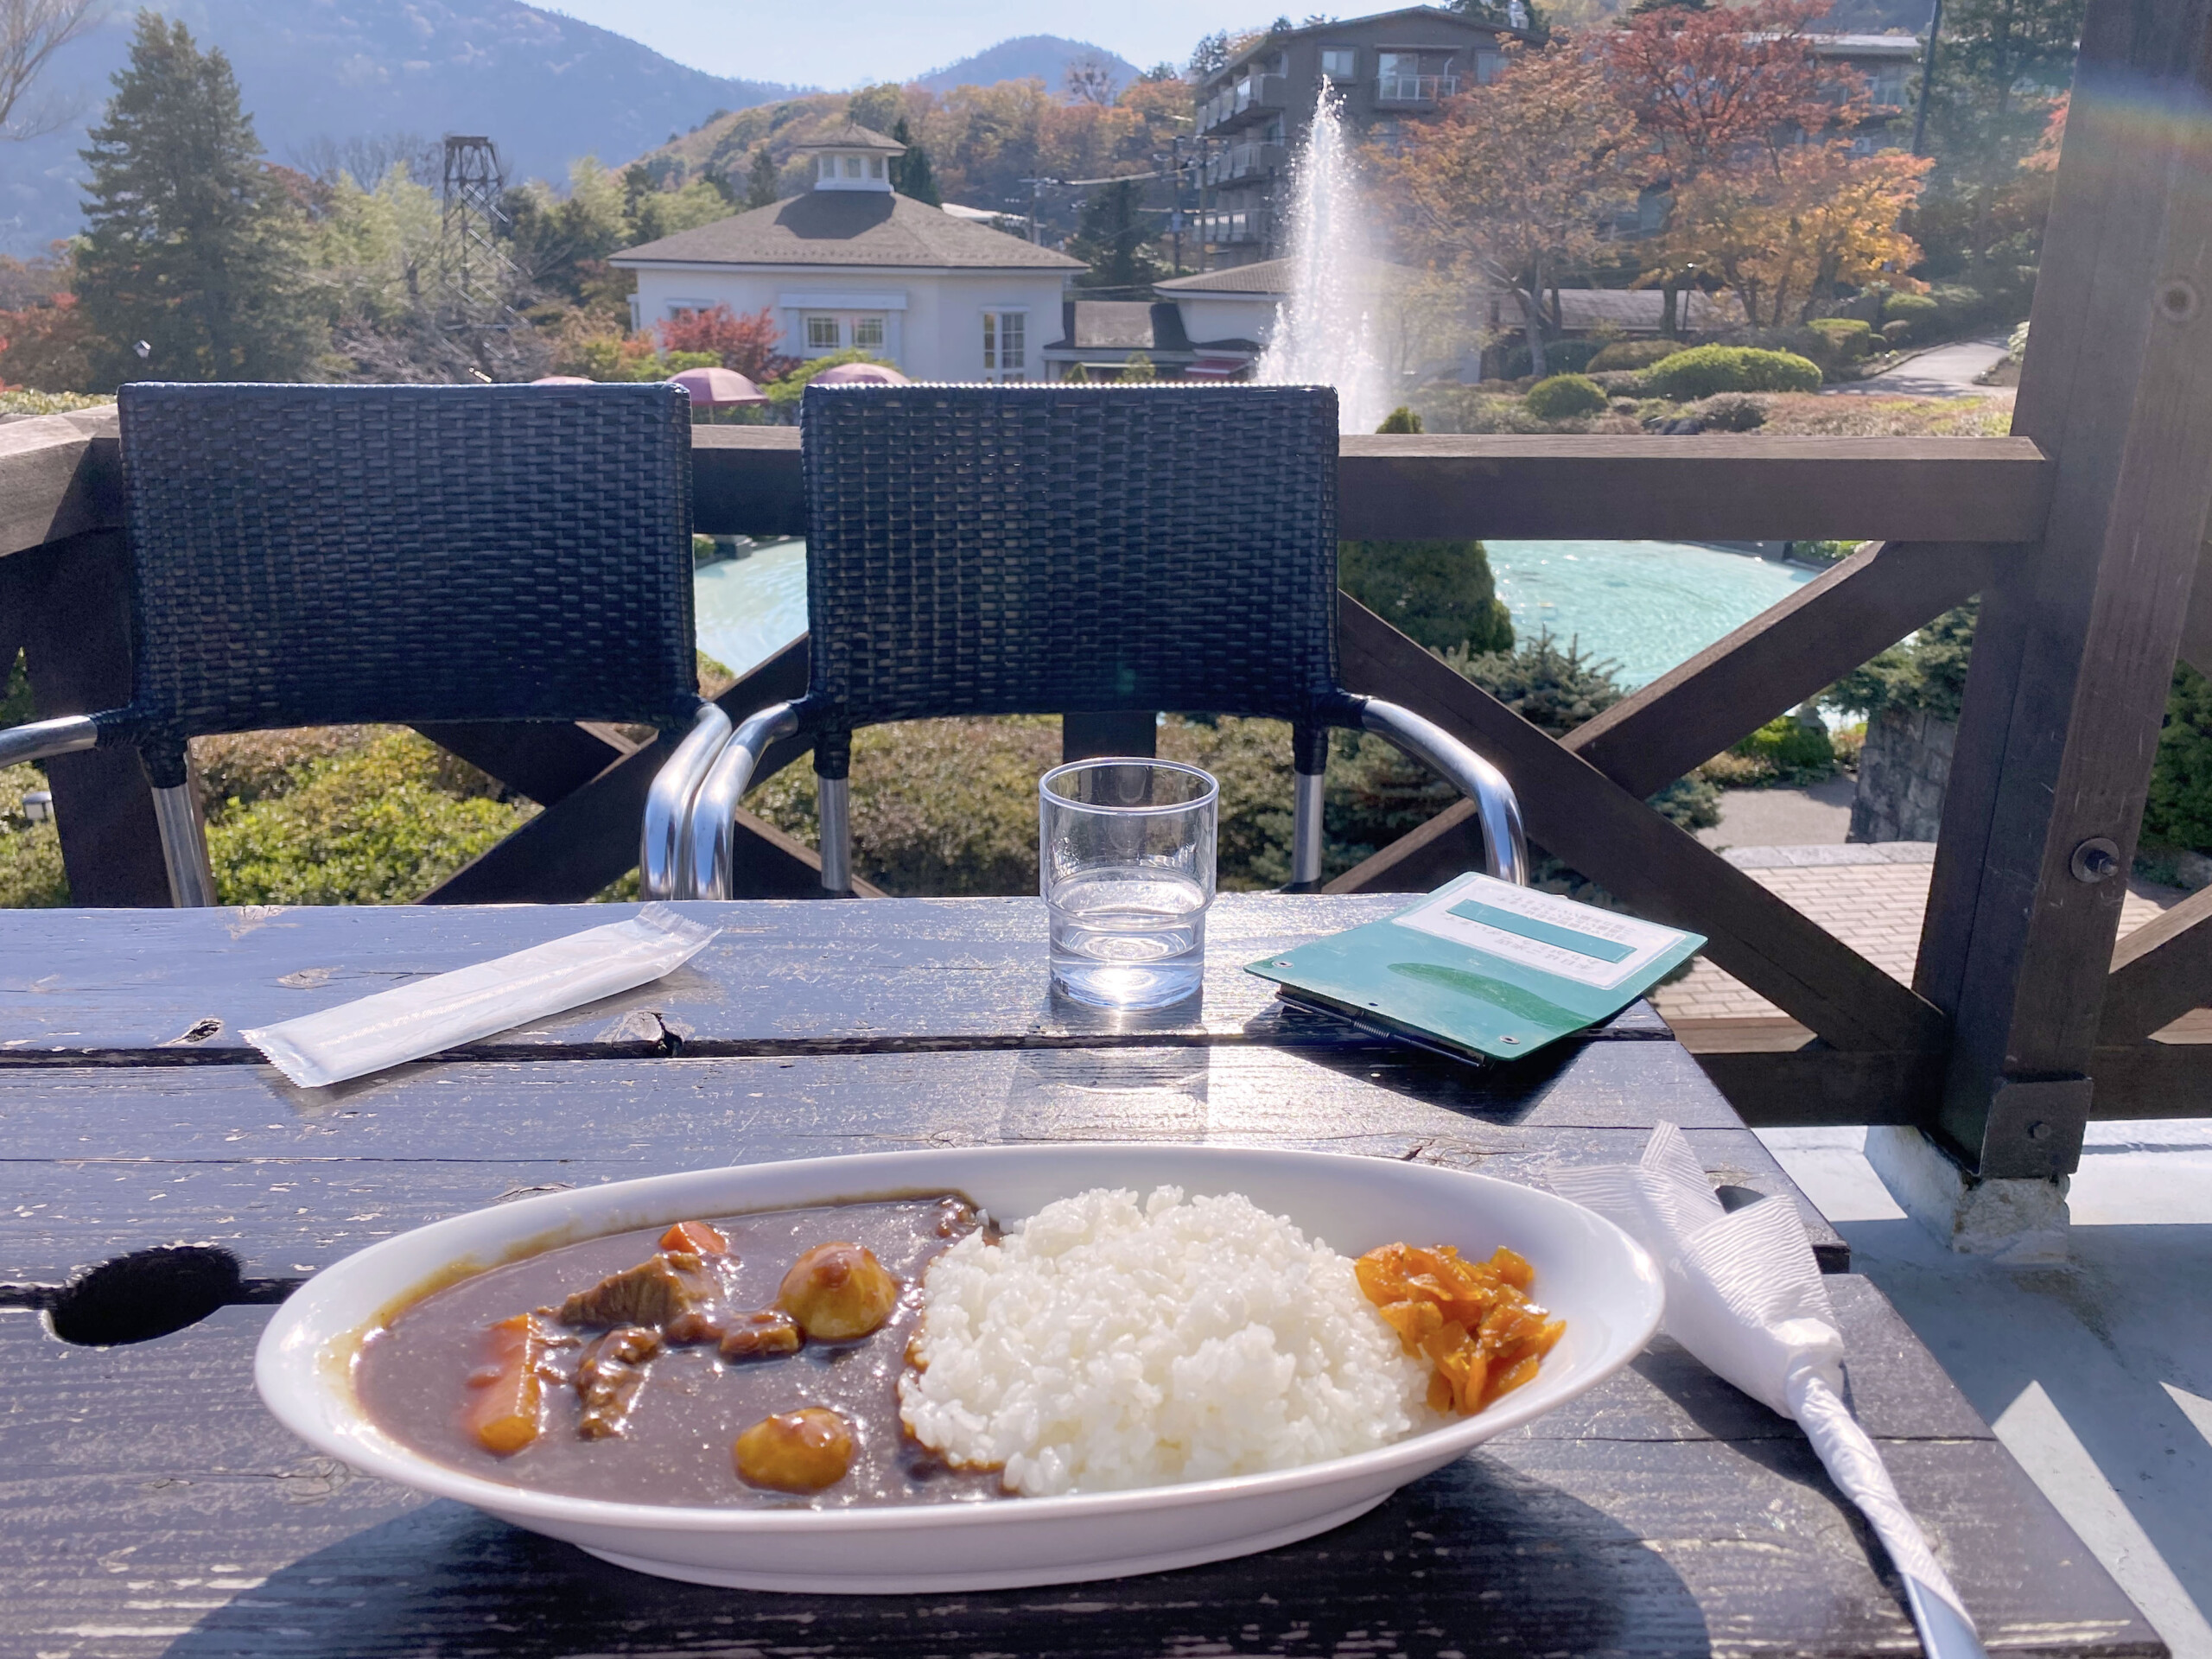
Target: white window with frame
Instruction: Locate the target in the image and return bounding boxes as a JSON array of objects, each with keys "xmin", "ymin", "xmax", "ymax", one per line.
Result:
[
  {"xmin": 1321, "ymin": 48, "xmax": 1356, "ymax": 79},
  {"xmin": 851, "ymin": 315, "xmax": 886, "ymax": 350},
  {"xmin": 805, "ymin": 315, "xmax": 842, "ymax": 351},
  {"xmin": 982, "ymin": 310, "xmax": 1027, "ymax": 382}
]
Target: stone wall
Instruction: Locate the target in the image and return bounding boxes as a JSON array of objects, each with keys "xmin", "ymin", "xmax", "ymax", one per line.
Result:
[{"xmin": 1850, "ymin": 705, "xmax": 1955, "ymax": 842}]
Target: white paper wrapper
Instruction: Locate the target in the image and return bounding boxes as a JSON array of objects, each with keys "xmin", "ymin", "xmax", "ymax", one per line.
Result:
[
  {"xmin": 1552, "ymin": 1124, "xmax": 1981, "ymax": 1656},
  {"xmin": 241, "ymin": 905, "xmax": 720, "ymax": 1088}
]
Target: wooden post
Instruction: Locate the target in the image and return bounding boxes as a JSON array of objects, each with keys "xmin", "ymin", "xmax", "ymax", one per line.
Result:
[
  {"xmin": 1914, "ymin": 2, "xmax": 2212, "ymax": 1179},
  {"xmin": 2, "ymin": 530, "xmax": 174, "ymax": 907},
  {"xmin": 1061, "ymin": 712, "xmax": 1158, "ymax": 762}
]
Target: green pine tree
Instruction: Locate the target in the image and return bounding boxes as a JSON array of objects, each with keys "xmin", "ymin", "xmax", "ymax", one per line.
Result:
[
  {"xmin": 1339, "ymin": 540, "xmax": 1514, "ymax": 656},
  {"xmin": 889, "ymin": 118, "xmax": 941, "ymax": 207},
  {"xmin": 1071, "ymin": 180, "xmax": 1167, "ymax": 293},
  {"xmin": 74, "ymin": 12, "xmax": 324, "ymax": 387},
  {"xmin": 745, "ymin": 145, "xmax": 779, "ymax": 210}
]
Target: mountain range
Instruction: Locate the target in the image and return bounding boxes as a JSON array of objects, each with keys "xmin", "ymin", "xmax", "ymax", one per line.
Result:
[
  {"xmin": 1, "ymin": 0, "xmax": 800, "ymax": 257},
  {"xmin": 916, "ymin": 36, "xmax": 1141, "ymax": 96}
]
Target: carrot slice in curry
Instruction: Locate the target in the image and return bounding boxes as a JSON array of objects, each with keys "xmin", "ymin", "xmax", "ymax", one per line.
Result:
[
  {"xmin": 658, "ymin": 1220, "xmax": 731, "ymax": 1255},
  {"xmin": 462, "ymin": 1313, "xmax": 559, "ymax": 1454}
]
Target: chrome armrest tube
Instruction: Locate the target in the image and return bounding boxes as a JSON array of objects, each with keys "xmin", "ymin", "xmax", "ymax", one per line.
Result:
[
  {"xmin": 684, "ymin": 701, "xmax": 800, "ymax": 900},
  {"xmin": 1357, "ymin": 698, "xmax": 1529, "ymax": 886},
  {"xmin": 0, "ymin": 715, "xmax": 99, "ymax": 770},
  {"xmin": 639, "ymin": 704, "xmax": 734, "ymax": 900}
]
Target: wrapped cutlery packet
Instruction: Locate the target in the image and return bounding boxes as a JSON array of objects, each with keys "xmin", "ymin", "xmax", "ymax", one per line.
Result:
[
  {"xmin": 1551, "ymin": 1125, "xmax": 1986, "ymax": 1659},
  {"xmin": 242, "ymin": 905, "xmax": 720, "ymax": 1088}
]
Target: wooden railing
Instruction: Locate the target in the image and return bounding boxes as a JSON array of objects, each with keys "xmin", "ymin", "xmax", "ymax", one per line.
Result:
[{"xmin": 4, "ymin": 1, "xmax": 2209, "ymax": 1179}]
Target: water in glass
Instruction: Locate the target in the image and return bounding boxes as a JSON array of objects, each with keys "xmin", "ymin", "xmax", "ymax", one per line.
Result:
[{"xmin": 1039, "ymin": 759, "xmax": 1218, "ymax": 1010}]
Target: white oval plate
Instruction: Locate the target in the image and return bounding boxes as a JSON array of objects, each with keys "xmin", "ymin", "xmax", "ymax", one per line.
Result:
[{"xmin": 256, "ymin": 1143, "xmax": 1662, "ymax": 1594}]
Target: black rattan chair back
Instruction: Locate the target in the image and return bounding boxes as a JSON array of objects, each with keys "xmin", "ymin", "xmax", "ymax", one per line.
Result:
[
  {"xmin": 798, "ymin": 383, "xmax": 1357, "ymax": 775},
  {"xmin": 111, "ymin": 382, "xmax": 700, "ymax": 786}
]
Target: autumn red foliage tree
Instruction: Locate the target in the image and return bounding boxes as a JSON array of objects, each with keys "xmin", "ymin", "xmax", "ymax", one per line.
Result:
[
  {"xmin": 1374, "ymin": 39, "xmax": 1638, "ymax": 377},
  {"xmin": 656, "ymin": 303, "xmax": 795, "ymax": 381}
]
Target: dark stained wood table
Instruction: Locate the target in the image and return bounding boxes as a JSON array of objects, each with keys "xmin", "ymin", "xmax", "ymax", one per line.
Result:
[{"xmin": 0, "ymin": 896, "xmax": 2161, "ymax": 1658}]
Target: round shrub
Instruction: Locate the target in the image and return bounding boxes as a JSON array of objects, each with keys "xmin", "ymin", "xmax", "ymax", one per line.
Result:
[
  {"xmin": 1732, "ymin": 711, "xmax": 1835, "ymax": 779},
  {"xmin": 1644, "ymin": 345, "xmax": 1822, "ymax": 400},
  {"xmin": 1882, "ymin": 291, "xmax": 1941, "ymax": 343},
  {"xmin": 1524, "ymin": 373, "xmax": 1609, "ymax": 421},
  {"xmin": 1685, "ymin": 392, "xmax": 1766, "ymax": 432},
  {"xmin": 1806, "ymin": 317, "xmax": 1873, "ymax": 361},
  {"xmin": 1587, "ymin": 338, "xmax": 1688, "ymax": 372}
]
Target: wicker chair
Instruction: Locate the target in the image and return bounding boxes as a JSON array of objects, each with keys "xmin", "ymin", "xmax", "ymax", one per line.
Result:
[
  {"xmin": 0, "ymin": 382, "xmax": 728, "ymax": 906},
  {"xmin": 669, "ymin": 383, "xmax": 1524, "ymax": 900}
]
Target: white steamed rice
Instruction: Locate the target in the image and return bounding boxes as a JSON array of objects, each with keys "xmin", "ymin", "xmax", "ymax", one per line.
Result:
[{"xmin": 897, "ymin": 1185, "xmax": 1434, "ymax": 1497}]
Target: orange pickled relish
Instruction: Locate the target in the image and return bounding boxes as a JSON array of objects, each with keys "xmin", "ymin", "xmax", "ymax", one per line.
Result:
[
  {"xmin": 1355, "ymin": 1243, "xmax": 1565, "ymax": 1416},
  {"xmin": 658, "ymin": 1220, "xmax": 731, "ymax": 1255}
]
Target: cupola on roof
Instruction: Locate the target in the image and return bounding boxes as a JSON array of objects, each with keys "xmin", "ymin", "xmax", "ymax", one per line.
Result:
[{"xmin": 795, "ymin": 122, "xmax": 906, "ymax": 192}]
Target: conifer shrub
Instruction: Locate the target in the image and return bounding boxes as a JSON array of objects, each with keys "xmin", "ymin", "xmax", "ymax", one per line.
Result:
[
  {"xmin": 1644, "ymin": 345, "xmax": 1822, "ymax": 399},
  {"xmin": 1524, "ymin": 372, "xmax": 1609, "ymax": 421},
  {"xmin": 1587, "ymin": 338, "xmax": 1688, "ymax": 372}
]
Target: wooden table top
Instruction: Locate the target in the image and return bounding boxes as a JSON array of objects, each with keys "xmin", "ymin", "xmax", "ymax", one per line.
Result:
[{"xmin": 0, "ymin": 896, "xmax": 2160, "ymax": 1658}]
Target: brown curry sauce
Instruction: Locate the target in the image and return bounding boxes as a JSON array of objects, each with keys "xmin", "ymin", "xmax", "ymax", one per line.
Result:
[{"xmin": 353, "ymin": 1195, "xmax": 1006, "ymax": 1510}]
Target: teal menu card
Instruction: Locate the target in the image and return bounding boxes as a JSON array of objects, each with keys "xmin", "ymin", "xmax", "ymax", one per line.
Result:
[{"xmin": 1246, "ymin": 872, "xmax": 1706, "ymax": 1063}]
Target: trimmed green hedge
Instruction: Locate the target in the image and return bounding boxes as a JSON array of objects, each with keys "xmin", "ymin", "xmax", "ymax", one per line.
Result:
[
  {"xmin": 1645, "ymin": 346, "xmax": 1822, "ymax": 399},
  {"xmin": 1525, "ymin": 373, "xmax": 1609, "ymax": 421},
  {"xmin": 1586, "ymin": 338, "xmax": 1686, "ymax": 372},
  {"xmin": 1806, "ymin": 317, "xmax": 1873, "ymax": 362}
]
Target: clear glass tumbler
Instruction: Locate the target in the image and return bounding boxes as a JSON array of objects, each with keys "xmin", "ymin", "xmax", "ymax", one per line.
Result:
[{"xmin": 1039, "ymin": 758, "xmax": 1218, "ymax": 1010}]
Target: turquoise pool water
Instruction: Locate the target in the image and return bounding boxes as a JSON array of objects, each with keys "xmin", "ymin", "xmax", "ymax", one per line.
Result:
[
  {"xmin": 1485, "ymin": 541, "xmax": 1816, "ymax": 688},
  {"xmin": 694, "ymin": 537, "xmax": 1817, "ymax": 690},
  {"xmin": 694, "ymin": 539, "xmax": 808, "ymax": 676}
]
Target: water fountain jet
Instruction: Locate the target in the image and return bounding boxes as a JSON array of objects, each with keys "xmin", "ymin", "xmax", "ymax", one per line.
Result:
[{"xmin": 1255, "ymin": 84, "xmax": 1389, "ymax": 434}]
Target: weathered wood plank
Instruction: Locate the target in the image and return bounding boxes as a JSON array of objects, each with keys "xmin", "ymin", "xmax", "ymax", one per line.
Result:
[
  {"xmin": 0, "ymin": 893, "xmax": 1671, "ymax": 1065},
  {"xmin": 1916, "ymin": 0, "xmax": 2212, "ymax": 1179},
  {"xmin": 1342, "ymin": 539, "xmax": 2003, "ymax": 881},
  {"xmin": 1334, "ymin": 433, "xmax": 2054, "ymax": 543},
  {"xmin": 1570, "ymin": 540, "xmax": 2002, "ymax": 798},
  {"xmin": 2099, "ymin": 884, "xmax": 2212, "ymax": 1045},
  {"xmin": 683, "ymin": 425, "xmax": 2056, "ymax": 543},
  {"xmin": 414, "ymin": 636, "xmax": 869, "ymax": 903},
  {"xmin": 1331, "ymin": 597, "xmax": 1949, "ymax": 1056},
  {"xmin": 0, "ymin": 405, "xmax": 119, "ymax": 558},
  {"xmin": 410, "ymin": 719, "xmax": 636, "ymax": 807}
]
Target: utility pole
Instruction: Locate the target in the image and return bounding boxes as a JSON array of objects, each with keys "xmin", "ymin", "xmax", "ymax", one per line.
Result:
[{"xmin": 1910, "ymin": 0, "xmax": 1943, "ymax": 157}]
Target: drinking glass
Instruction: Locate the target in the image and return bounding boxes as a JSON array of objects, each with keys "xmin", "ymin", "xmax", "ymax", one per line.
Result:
[{"xmin": 1039, "ymin": 758, "xmax": 1218, "ymax": 1010}]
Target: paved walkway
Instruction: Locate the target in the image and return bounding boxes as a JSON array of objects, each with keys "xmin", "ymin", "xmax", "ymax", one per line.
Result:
[
  {"xmin": 1653, "ymin": 842, "xmax": 2181, "ymax": 1032},
  {"xmin": 1825, "ymin": 334, "xmax": 2012, "ymax": 398},
  {"xmin": 1696, "ymin": 778, "xmax": 1856, "ymax": 849}
]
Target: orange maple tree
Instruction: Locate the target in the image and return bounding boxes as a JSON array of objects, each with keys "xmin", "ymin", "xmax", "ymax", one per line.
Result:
[{"xmin": 1374, "ymin": 38, "xmax": 1638, "ymax": 378}]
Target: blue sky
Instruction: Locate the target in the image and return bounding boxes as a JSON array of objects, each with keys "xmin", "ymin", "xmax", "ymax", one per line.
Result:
[{"xmin": 539, "ymin": 0, "xmax": 1268, "ymax": 90}]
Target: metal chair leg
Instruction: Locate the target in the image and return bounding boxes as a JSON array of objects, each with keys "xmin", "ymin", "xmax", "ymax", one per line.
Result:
[
  {"xmin": 640, "ymin": 703, "xmax": 734, "ymax": 900},
  {"xmin": 1290, "ymin": 767, "xmax": 1325, "ymax": 887},
  {"xmin": 151, "ymin": 783, "xmax": 216, "ymax": 906},
  {"xmin": 1357, "ymin": 699, "xmax": 1529, "ymax": 885},
  {"xmin": 683, "ymin": 702, "xmax": 800, "ymax": 900},
  {"xmin": 817, "ymin": 773, "xmax": 852, "ymax": 895}
]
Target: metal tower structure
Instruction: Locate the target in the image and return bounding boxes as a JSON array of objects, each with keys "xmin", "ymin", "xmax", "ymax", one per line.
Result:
[{"xmin": 438, "ymin": 135, "xmax": 515, "ymax": 330}]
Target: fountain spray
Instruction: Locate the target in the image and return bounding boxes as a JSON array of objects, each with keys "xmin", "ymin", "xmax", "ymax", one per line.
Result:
[{"xmin": 1255, "ymin": 83, "xmax": 1389, "ymax": 434}]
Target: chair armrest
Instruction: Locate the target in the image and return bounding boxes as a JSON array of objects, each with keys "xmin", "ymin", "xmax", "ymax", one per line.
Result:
[
  {"xmin": 0, "ymin": 715, "xmax": 99, "ymax": 770},
  {"xmin": 1358, "ymin": 699, "xmax": 1529, "ymax": 885},
  {"xmin": 683, "ymin": 702, "xmax": 800, "ymax": 899},
  {"xmin": 640, "ymin": 704, "xmax": 734, "ymax": 899}
]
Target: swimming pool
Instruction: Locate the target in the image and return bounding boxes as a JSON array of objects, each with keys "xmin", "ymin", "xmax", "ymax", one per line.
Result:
[
  {"xmin": 693, "ymin": 538, "xmax": 1818, "ymax": 691},
  {"xmin": 1485, "ymin": 541, "xmax": 1817, "ymax": 689}
]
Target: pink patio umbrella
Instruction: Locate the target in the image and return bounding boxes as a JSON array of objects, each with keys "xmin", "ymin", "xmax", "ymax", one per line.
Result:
[
  {"xmin": 809, "ymin": 362, "xmax": 909, "ymax": 386},
  {"xmin": 669, "ymin": 365, "xmax": 768, "ymax": 407},
  {"xmin": 530, "ymin": 375, "xmax": 594, "ymax": 385}
]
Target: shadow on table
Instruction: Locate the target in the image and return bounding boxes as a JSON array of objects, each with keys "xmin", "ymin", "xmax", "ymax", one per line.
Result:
[{"xmin": 162, "ymin": 1458, "xmax": 1710, "ymax": 1658}]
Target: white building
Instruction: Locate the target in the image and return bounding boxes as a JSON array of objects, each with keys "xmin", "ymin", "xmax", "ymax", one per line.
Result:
[{"xmin": 611, "ymin": 124, "xmax": 1083, "ymax": 383}]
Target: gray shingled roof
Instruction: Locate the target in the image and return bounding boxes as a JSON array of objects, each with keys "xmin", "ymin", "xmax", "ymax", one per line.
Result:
[
  {"xmin": 795, "ymin": 122, "xmax": 907, "ymax": 154},
  {"xmin": 612, "ymin": 191, "xmax": 1084, "ymax": 271}
]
